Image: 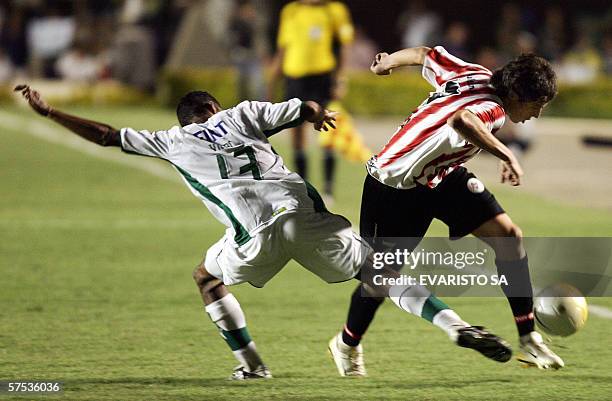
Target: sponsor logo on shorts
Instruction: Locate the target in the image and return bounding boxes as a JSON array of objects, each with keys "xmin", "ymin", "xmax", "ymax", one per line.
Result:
[{"xmin": 467, "ymin": 178, "xmax": 485, "ymax": 194}]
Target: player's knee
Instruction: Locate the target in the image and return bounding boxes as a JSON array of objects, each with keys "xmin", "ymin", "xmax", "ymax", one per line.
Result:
[
  {"xmin": 192, "ymin": 264, "xmax": 213, "ymax": 286},
  {"xmin": 494, "ymin": 219, "xmax": 522, "ymax": 240},
  {"xmin": 201, "ymin": 278, "xmax": 224, "ymax": 296},
  {"xmin": 494, "ymin": 223, "xmax": 524, "ymax": 259},
  {"xmin": 192, "ymin": 265, "xmax": 204, "ymax": 284},
  {"xmin": 503, "ymin": 224, "xmax": 524, "ymax": 251},
  {"xmin": 193, "ymin": 264, "xmax": 224, "ymax": 294},
  {"xmin": 508, "ymin": 224, "xmax": 523, "ymax": 241}
]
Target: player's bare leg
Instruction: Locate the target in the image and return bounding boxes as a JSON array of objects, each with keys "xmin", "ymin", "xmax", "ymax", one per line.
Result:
[
  {"xmin": 193, "ymin": 261, "xmax": 271, "ymax": 379},
  {"xmin": 328, "ymin": 261, "xmax": 512, "ymax": 377},
  {"xmin": 473, "ymin": 213, "xmax": 563, "ymax": 369}
]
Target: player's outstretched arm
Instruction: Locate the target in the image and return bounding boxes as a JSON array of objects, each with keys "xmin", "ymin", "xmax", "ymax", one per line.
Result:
[
  {"xmin": 370, "ymin": 46, "xmax": 431, "ymax": 75},
  {"xmin": 448, "ymin": 109, "xmax": 524, "ymax": 186},
  {"xmin": 14, "ymin": 84, "xmax": 120, "ymax": 147},
  {"xmin": 300, "ymin": 100, "xmax": 338, "ymax": 132}
]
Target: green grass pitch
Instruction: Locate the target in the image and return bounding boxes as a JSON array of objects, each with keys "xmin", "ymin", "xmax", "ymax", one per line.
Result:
[{"xmin": 1, "ymin": 106, "xmax": 611, "ymax": 400}]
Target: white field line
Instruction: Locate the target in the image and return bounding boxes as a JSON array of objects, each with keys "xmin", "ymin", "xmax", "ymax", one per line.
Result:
[
  {"xmin": 0, "ymin": 110, "xmax": 179, "ymax": 183},
  {"xmin": 588, "ymin": 304, "xmax": 612, "ymax": 319}
]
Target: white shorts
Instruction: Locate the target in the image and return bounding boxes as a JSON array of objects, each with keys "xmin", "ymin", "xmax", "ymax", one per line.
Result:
[{"xmin": 204, "ymin": 211, "xmax": 371, "ymax": 287}]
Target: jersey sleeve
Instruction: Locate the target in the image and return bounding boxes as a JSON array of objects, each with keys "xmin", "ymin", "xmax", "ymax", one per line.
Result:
[
  {"xmin": 422, "ymin": 46, "xmax": 491, "ymax": 89},
  {"xmin": 243, "ymin": 99, "xmax": 304, "ymax": 137},
  {"xmin": 465, "ymin": 100, "xmax": 506, "ymax": 132},
  {"xmin": 329, "ymin": 2, "xmax": 354, "ymax": 44},
  {"xmin": 120, "ymin": 126, "xmax": 182, "ymax": 159}
]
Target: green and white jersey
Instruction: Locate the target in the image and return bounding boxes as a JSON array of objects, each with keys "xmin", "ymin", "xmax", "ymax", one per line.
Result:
[{"xmin": 120, "ymin": 98, "xmax": 321, "ymax": 245}]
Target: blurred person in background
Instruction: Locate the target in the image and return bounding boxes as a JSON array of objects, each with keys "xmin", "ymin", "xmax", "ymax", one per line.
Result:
[
  {"xmin": 269, "ymin": 0, "xmax": 354, "ymax": 200},
  {"xmin": 603, "ymin": 30, "xmax": 612, "ymax": 75},
  {"xmin": 111, "ymin": 0, "xmax": 155, "ymax": 92},
  {"xmin": 26, "ymin": 3, "xmax": 75, "ymax": 78},
  {"xmin": 496, "ymin": 3, "xmax": 523, "ymax": 62},
  {"xmin": 150, "ymin": 0, "xmax": 189, "ymax": 69},
  {"xmin": 538, "ymin": 6, "xmax": 566, "ymax": 62},
  {"xmin": 1, "ymin": 3, "xmax": 30, "ymax": 75},
  {"xmin": 229, "ymin": 0, "xmax": 265, "ymax": 100},
  {"xmin": 346, "ymin": 26, "xmax": 377, "ymax": 70},
  {"xmin": 0, "ymin": 48, "xmax": 15, "ymax": 83},
  {"xmin": 515, "ymin": 31, "xmax": 537, "ymax": 55},
  {"xmin": 475, "ymin": 47, "xmax": 501, "ymax": 71},
  {"xmin": 441, "ymin": 21, "xmax": 471, "ymax": 61},
  {"xmin": 558, "ymin": 30, "xmax": 602, "ymax": 84},
  {"xmin": 55, "ymin": 40, "xmax": 103, "ymax": 83},
  {"xmin": 397, "ymin": 0, "xmax": 440, "ymax": 48}
]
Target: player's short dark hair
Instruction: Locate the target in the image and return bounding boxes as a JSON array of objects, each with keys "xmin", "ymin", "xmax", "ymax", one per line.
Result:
[
  {"xmin": 176, "ymin": 91, "xmax": 221, "ymax": 126},
  {"xmin": 491, "ymin": 54, "xmax": 557, "ymax": 103}
]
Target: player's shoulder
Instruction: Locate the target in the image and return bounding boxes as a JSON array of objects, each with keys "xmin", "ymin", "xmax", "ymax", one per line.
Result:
[
  {"xmin": 327, "ymin": 1, "xmax": 350, "ymax": 12},
  {"xmin": 463, "ymin": 96, "xmax": 506, "ymax": 125},
  {"xmin": 281, "ymin": 1, "xmax": 300, "ymax": 14},
  {"xmin": 230, "ymin": 100, "xmax": 269, "ymax": 115},
  {"xmin": 461, "ymin": 89, "xmax": 504, "ymax": 107},
  {"xmin": 428, "ymin": 45, "xmax": 492, "ymax": 75},
  {"xmin": 166, "ymin": 125, "xmax": 183, "ymax": 135},
  {"xmin": 232, "ymin": 99, "xmax": 255, "ymax": 110},
  {"xmin": 226, "ymin": 100, "xmax": 275, "ymax": 126}
]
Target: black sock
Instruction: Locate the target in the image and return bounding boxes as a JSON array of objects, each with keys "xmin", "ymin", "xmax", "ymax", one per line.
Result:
[
  {"xmin": 341, "ymin": 284, "xmax": 385, "ymax": 346},
  {"xmin": 323, "ymin": 149, "xmax": 336, "ymax": 195},
  {"xmin": 496, "ymin": 255, "xmax": 535, "ymax": 336},
  {"xmin": 295, "ymin": 150, "xmax": 307, "ymax": 180}
]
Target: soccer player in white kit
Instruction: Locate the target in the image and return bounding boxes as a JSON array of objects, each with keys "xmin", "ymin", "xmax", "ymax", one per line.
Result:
[
  {"xmin": 329, "ymin": 46, "xmax": 564, "ymax": 375},
  {"xmin": 16, "ymin": 84, "xmax": 513, "ymax": 380}
]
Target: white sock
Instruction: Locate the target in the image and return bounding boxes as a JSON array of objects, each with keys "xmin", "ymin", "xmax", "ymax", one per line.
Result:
[
  {"xmin": 205, "ymin": 293, "xmax": 264, "ymax": 371},
  {"xmin": 389, "ymin": 284, "xmax": 468, "ymax": 340},
  {"xmin": 388, "ymin": 284, "xmax": 432, "ymax": 315},
  {"xmin": 432, "ymin": 309, "xmax": 469, "ymax": 341}
]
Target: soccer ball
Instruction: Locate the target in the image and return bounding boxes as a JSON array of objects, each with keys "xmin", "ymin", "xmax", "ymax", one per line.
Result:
[{"xmin": 534, "ymin": 283, "xmax": 588, "ymax": 337}]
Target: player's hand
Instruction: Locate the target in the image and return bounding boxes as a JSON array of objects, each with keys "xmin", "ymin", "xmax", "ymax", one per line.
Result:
[
  {"xmin": 500, "ymin": 157, "xmax": 523, "ymax": 186},
  {"xmin": 314, "ymin": 110, "xmax": 338, "ymax": 132},
  {"xmin": 370, "ymin": 52, "xmax": 392, "ymax": 75},
  {"xmin": 14, "ymin": 84, "xmax": 52, "ymax": 116}
]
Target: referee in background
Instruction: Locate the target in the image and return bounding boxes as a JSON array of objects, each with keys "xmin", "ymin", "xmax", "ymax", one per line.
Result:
[{"xmin": 269, "ymin": 0, "xmax": 354, "ymax": 200}]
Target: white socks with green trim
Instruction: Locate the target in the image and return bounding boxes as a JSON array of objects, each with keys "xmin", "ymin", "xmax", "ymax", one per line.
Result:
[
  {"xmin": 205, "ymin": 293, "xmax": 264, "ymax": 372},
  {"xmin": 388, "ymin": 285, "xmax": 468, "ymax": 340},
  {"xmin": 388, "ymin": 284, "xmax": 432, "ymax": 315}
]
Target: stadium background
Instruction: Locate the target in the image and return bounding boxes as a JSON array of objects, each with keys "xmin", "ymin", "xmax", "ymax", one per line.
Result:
[{"xmin": 1, "ymin": 1, "xmax": 611, "ymax": 400}]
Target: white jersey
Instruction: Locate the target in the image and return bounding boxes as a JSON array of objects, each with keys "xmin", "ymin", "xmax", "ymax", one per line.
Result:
[
  {"xmin": 120, "ymin": 98, "xmax": 320, "ymax": 246},
  {"xmin": 367, "ymin": 46, "xmax": 506, "ymax": 189}
]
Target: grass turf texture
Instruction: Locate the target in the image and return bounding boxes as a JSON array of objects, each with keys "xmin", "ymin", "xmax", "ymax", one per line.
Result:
[{"xmin": 1, "ymin": 106, "xmax": 611, "ymax": 401}]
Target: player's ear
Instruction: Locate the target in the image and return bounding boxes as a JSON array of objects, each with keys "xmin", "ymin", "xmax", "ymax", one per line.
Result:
[
  {"xmin": 205, "ymin": 101, "xmax": 222, "ymax": 114},
  {"xmin": 537, "ymin": 96, "xmax": 549, "ymax": 106}
]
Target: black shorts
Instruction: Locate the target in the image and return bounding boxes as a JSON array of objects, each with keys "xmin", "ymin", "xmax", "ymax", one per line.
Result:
[
  {"xmin": 359, "ymin": 167, "xmax": 504, "ymax": 250},
  {"xmin": 285, "ymin": 73, "xmax": 333, "ymax": 106}
]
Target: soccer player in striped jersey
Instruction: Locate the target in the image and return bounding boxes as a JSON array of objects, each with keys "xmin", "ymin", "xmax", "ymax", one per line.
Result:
[
  {"xmin": 16, "ymin": 84, "xmax": 512, "ymax": 380},
  {"xmin": 328, "ymin": 46, "xmax": 564, "ymax": 374}
]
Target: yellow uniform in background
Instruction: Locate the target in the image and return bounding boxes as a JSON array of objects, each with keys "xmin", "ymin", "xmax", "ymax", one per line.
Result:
[
  {"xmin": 277, "ymin": 1, "xmax": 354, "ymax": 78},
  {"xmin": 274, "ymin": 1, "xmax": 358, "ymax": 197}
]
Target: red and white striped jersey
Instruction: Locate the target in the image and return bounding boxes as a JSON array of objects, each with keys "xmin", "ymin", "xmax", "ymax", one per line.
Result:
[{"xmin": 366, "ymin": 46, "xmax": 506, "ymax": 189}]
